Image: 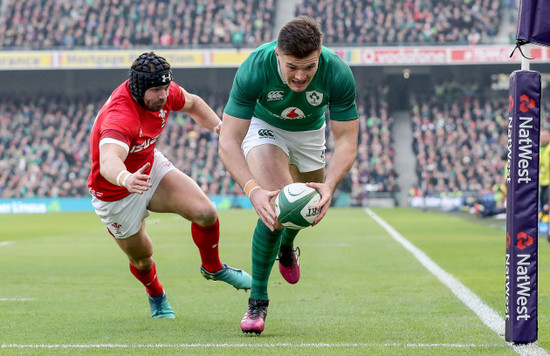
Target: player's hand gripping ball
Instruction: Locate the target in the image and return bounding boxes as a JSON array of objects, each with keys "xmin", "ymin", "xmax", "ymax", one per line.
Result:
[{"xmin": 275, "ymin": 183, "xmax": 321, "ymax": 229}]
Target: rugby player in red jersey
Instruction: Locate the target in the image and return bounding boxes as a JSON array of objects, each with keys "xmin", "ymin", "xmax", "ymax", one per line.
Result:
[{"xmin": 88, "ymin": 52, "xmax": 251, "ymax": 319}]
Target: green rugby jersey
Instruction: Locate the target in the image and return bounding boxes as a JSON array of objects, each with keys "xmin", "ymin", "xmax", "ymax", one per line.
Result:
[{"xmin": 224, "ymin": 41, "xmax": 358, "ymax": 132}]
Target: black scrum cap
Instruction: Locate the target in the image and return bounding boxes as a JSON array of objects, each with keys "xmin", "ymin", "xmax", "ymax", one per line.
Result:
[{"xmin": 129, "ymin": 52, "xmax": 172, "ymax": 107}]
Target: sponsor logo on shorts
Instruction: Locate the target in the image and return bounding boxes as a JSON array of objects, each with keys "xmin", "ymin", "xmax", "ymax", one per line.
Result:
[
  {"xmin": 267, "ymin": 90, "xmax": 284, "ymax": 101},
  {"xmin": 281, "ymin": 107, "xmax": 305, "ymax": 120},
  {"xmin": 306, "ymin": 91, "xmax": 323, "ymax": 106},
  {"xmin": 111, "ymin": 222, "xmax": 122, "ymax": 235},
  {"xmin": 258, "ymin": 129, "xmax": 274, "ymax": 138}
]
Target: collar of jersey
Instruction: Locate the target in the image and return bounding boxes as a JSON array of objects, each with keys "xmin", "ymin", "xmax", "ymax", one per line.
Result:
[{"xmin": 275, "ymin": 52, "xmax": 287, "ymax": 86}]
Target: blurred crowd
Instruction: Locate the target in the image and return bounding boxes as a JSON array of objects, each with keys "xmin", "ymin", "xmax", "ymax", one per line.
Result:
[
  {"xmin": 0, "ymin": 0, "xmax": 511, "ymax": 49},
  {"xmin": 296, "ymin": 0, "xmax": 502, "ymax": 45},
  {"xmin": 350, "ymin": 85, "xmax": 399, "ymax": 206},
  {"xmin": 0, "ymin": 94, "xmax": 97, "ymax": 198},
  {"xmin": 0, "ymin": 0, "xmax": 524, "ymax": 209},
  {"xmin": 0, "ymin": 88, "xmax": 397, "ymax": 204},
  {"xmin": 0, "ymin": 0, "xmax": 276, "ymax": 49},
  {"xmin": 410, "ymin": 92, "xmax": 509, "ymax": 198},
  {"xmin": 0, "ymin": 82, "xmax": 526, "ymax": 210},
  {"xmin": 409, "ymin": 82, "xmax": 550, "ymax": 215}
]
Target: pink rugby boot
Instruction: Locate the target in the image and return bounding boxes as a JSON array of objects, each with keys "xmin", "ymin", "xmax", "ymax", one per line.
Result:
[
  {"xmin": 240, "ymin": 298, "xmax": 269, "ymax": 335},
  {"xmin": 278, "ymin": 246, "xmax": 300, "ymax": 284}
]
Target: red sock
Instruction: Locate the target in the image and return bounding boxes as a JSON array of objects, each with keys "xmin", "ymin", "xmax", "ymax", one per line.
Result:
[
  {"xmin": 129, "ymin": 262, "xmax": 164, "ymax": 297},
  {"xmin": 191, "ymin": 218, "xmax": 223, "ymax": 273}
]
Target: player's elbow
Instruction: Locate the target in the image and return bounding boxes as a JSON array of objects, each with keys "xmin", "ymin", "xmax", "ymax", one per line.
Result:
[{"xmin": 218, "ymin": 135, "xmax": 230, "ymax": 163}]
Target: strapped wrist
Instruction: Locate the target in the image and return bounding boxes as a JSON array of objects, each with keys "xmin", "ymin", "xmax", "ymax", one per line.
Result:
[
  {"xmin": 247, "ymin": 185, "xmax": 261, "ymax": 198},
  {"xmin": 121, "ymin": 172, "xmax": 130, "ymax": 187},
  {"xmin": 116, "ymin": 170, "xmax": 130, "ymax": 187},
  {"xmin": 243, "ymin": 179, "xmax": 260, "ymax": 198}
]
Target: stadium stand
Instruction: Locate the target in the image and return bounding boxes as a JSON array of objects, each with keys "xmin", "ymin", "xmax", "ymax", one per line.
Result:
[
  {"xmin": 0, "ymin": 0, "xmax": 525, "ymax": 212},
  {"xmin": 295, "ymin": 0, "xmax": 502, "ymax": 45},
  {"xmin": 349, "ymin": 85, "xmax": 399, "ymax": 207},
  {"xmin": 408, "ymin": 82, "xmax": 550, "ymax": 214},
  {"xmin": 0, "ymin": 85, "xmax": 397, "ymax": 207},
  {"xmin": 0, "ymin": 0, "xmax": 510, "ymax": 49},
  {"xmin": 0, "ymin": 0, "xmax": 276, "ymax": 49},
  {"xmin": 0, "ymin": 94, "xmax": 98, "ymax": 198}
]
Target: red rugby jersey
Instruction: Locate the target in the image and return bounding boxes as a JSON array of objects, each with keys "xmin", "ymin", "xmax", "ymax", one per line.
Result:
[{"xmin": 88, "ymin": 80, "xmax": 184, "ymax": 201}]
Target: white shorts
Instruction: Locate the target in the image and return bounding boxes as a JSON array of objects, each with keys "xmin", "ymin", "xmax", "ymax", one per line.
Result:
[
  {"xmin": 242, "ymin": 117, "xmax": 326, "ymax": 173},
  {"xmin": 91, "ymin": 149, "xmax": 176, "ymax": 239}
]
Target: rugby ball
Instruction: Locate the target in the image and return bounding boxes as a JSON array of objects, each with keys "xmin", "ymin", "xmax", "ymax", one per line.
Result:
[{"xmin": 275, "ymin": 183, "xmax": 321, "ymax": 229}]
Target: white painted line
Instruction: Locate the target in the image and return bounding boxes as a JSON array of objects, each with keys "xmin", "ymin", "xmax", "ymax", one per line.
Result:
[
  {"xmin": 0, "ymin": 241, "xmax": 14, "ymax": 247},
  {"xmin": 364, "ymin": 208, "xmax": 548, "ymax": 356},
  {"xmin": 0, "ymin": 343, "xmax": 507, "ymax": 349},
  {"xmin": 0, "ymin": 298, "xmax": 35, "ymax": 301}
]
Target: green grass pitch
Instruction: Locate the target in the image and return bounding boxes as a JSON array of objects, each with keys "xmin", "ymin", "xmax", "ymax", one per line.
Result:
[{"xmin": 0, "ymin": 207, "xmax": 548, "ymax": 355}]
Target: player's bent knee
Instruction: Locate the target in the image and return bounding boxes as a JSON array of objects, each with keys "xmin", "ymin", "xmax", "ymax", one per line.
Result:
[
  {"xmin": 130, "ymin": 256, "xmax": 154, "ymax": 271},
  {"xmin": 190, "ymin": 203, "xmax": 218, "ymax": 226}
]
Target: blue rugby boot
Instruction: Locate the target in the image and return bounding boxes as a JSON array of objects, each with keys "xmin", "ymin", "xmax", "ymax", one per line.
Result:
[
  {"xmin": 148, "ymin": 292, "xmax": 175, "ymax": 319},
  {"xmin": 201, "ymin": 263, "xmax": 252, "ymax": 291}
]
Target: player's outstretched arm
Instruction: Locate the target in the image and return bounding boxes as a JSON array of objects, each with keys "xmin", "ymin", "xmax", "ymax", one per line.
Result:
[{"xmin": 177, "ymin": 86, "xmax": 222, "ymax": 134}]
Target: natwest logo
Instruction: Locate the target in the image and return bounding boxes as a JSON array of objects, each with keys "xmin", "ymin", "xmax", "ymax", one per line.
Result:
[
  {"xmin": 517, "ymin": 231, "xmax": 533, "ymax": 250},
  {"xmin": 519, "ymin": 94, "xmax": 535, "ymax": 113}
]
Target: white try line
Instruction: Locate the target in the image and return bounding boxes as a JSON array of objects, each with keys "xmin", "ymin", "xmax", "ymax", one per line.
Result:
[
  {"xmin": 364, "ymin": 208, "xmax": 548, "ymax": 356},
  {"xmin": 0, "ymin": 241, "xmax": 14, "ymax": 247},
  {"xmin": 0, "ymin": 343, "xmax": 508, "ymax": 349}
]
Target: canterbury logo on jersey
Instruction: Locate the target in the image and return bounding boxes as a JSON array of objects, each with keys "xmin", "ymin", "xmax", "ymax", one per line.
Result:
[
  {"xmin": 258, "ymin": 129, "xmax": 274, "ymax": 138},
  {"xmin": 267, "ymin": 90, "xmax": 284, "ymax": 101},
  {"xmin": 130, "ymin": 133, "xmax": 161, "ymax": 153}
]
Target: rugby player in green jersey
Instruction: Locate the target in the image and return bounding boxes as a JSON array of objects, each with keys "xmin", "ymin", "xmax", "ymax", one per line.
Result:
[{"xmin": 219, "ymin": 16, "xmax": 359, "ymax": 334}]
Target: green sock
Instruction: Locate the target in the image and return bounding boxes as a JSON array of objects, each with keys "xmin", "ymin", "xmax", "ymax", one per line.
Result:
[
  {"xmin": 250, "ymin": 219, "xmax": 282, "ymax": 300},
  {"xmin": 280, "ymin": 227, "xmax": 300, "ymax": 248}
]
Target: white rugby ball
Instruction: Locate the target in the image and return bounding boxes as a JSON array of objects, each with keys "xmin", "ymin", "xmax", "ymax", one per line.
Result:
[{"xmin": 275, "ymin": 183, "xmax": 321, "ymax": 229}]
